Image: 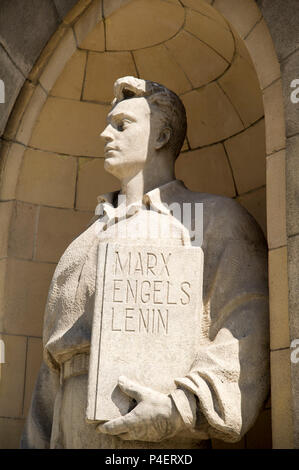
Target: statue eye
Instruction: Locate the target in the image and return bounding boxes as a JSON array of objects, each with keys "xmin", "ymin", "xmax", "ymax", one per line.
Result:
[{"xmin": 117, "ymin": 122, "xmax": 124, "ymax": 131}]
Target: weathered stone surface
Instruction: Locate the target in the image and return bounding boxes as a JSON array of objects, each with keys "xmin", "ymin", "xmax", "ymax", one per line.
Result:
[
  {"xmin": 266, "ymin": 149, "xmax": 287, "ymax": 249},
  {"xmin": 165, "ymin": 30, "xmax": 228, "ymax": 89},
  {"xmin": 87, "ymin": 242, "xmax": 203, "ymax": 421},
  {"xmin": 0, "ymin": 334, "xmax": 27, "ymax": 417},
  {"xmin": 29, "ymin": 97, "xmax": 110, "ymax": 157},
  {"xmin": 17, "ymin": 148, "xmax": 77, "ymax": 208},
  {"xmin": 9, "ymin": 201, "xmax": 38, "ymax": 260},
  {"xmin": 286, "ymin": 135, "xmax": 299, "ymax": 237},
  {"xmin": 271, "ymin": 349, "xmax": 294, "ymax": 449},
  {"xmin": 83, "ymin": 52, "xmax": 136, "ymax": 103},
  {"xmin": 257, "ymin": 0, "xmax": 299, "ymax": 62},
  {"xmin": 268, "ymin": 247, "xmax": 290, "ymax": 350},
  {"xmin": 237, "ymin": 186, "xmax": 266, "ymax": 235},
  {"xmin": 133, "ymin": 45, "xmax": 192, "ymax": 96},
  {"xmin": 214, "ymin": 0, "xmax": 261, "ymax": 39},
  {"xmin": 105, "ymin": 0, "xmax": 184, "ymax": 50},
  {"xmin": 51, "ymin": 50, "xmax": 87, "ymax": 100},
  {"xmin": 181, "ymin": 84, "xmax": 244, "ymax": 148},
  {"xmin": 0, "ymin": 45, "xmax": 25, "ymax": 136},
  {"xmin": 224, "ymin": 119, "xmax": 266, "ymax": 195},
  {"xmin": 35, "ymin": 207, "xmax": 92, "ymax": 263},
  {"xmin": 245, "ymin": 19, "xmax": 281, "ymax": 90},
  {"xmin": 281, "ymin": 49, "xmax": 299, "ymax": 138},
  {"xmin": 288, "ymin": 234, "xmax": 299, "ymax": 341},
  {"xmin": 0, "ymin": 417, "xmax": 25, "ymax": 449},
  {"xmin": 263, "ymin": 79, "xmax": 286, "ymax": 157},
  {"xmin": 76, "ymin": 157, "xmax": 119, "ymax": 211},
  {"xmin": 23, "ymin": 338, "xmax": 43, "ymax": 417},
  {"xmin": 2, "ymin": 258, "xmax": 56, "ymax": 337},
  {"xmin": 53, "ymin": 0, "xmax": 79, "ymax": 20},
  {"xmin": 176, "ymin": 144, "xmax": 236, "ymax": 197},
  {"xmin": 218, "ymin": 54, "xmax": 264, "ymax": 127},
  {"xmin": 0, "ymin": 0, "xmax": 59, "ymax": 75}
]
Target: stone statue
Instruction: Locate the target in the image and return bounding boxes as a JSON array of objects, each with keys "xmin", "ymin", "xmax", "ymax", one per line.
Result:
[{"xmin": 21, "ymin": 77, "xmax": 269, "ymax": 449}]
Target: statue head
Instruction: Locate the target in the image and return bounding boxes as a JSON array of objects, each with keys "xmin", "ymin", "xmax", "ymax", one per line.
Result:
[{"xmin": 100, "ymin": 76, "xmax": 187, "ymax": 180}]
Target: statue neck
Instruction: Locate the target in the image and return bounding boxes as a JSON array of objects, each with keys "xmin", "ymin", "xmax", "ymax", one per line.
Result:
[{"xmin": 120, "ymin": 166, "xmax": 175, "ymax": 207}]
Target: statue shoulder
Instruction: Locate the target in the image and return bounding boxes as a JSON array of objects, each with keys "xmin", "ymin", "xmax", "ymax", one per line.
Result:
[{"xmin": 182, "ymin": 188, "xmax": 266, "ymax": 246}]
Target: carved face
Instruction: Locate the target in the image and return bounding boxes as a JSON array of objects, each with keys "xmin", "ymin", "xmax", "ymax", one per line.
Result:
[{"xmin": 100, "ymin": 97, "xmax": 161, "ymax": 180}]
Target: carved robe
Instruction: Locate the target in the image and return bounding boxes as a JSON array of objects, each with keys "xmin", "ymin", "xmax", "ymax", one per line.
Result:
[{"xmin": 21, "ymin": 179, "xmax": 269, "ymax": 449}]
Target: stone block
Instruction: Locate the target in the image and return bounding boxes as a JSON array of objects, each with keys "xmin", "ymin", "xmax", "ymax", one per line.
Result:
[
  {"xmin": 165, "ymin": 30, "xmax": 228, "ymax": 89},
  {"xmin": 0, "ymin": 334, "xmax": 27, "ymax": 417},
  {"xmin": 63, "ymin": 0, "xmax": 93, "ymax": 25},
  {"xmin": 51, "ymin": 50, "xmax": 87, "ymax": 100},
  {"xmin": 23, "ymin": 338, "xmax": 43, "ymax": 417},
  {"xmin": 185, "ymin": 8, "xmax": 234, "ymax": 63},
  {"xmin": 0, "ymin": 201, "xmax": 13, "ymax": 259},
  {"xmin": 224, "ymin": 119, "xmax": 266, "ymax": 194},
  {"xmin": 233, "ymin": 28, "xmax": 254, "ymax": 68},
  {"xmin": 213, "ymin": 0, "xmax": 261, "ymax": 39},
  {"xmin": 29, "ymin": 97, "xmax": 110, "ymax": 157},
  {"xmin": 3, "ymin": 81, "xmax": 35, "ymax": 141},
  {"xmin": 246, "ymin": 409, "xmax": 272, "ymax": 449},
  {"xmin": 269, "ymin": 247, "xmax": 290, "ymax": 350},
  {"xmin": 73, "ymin": 0, "xmax": 102, "ymax": 47},
  {"xmin": 15, "ymin": 85, "xmax": 47, "ymax": 146},
  {"xmin": 80, "ymin": 21, "xmax": 105, "ymax": 52},
  {"xmin": 0, "ymin": 417, "xmax": 25, "ymax": 449},
  {"xmin": 245, "ymin": 19, "xmax": 281, "ymax": 90},
  {"xmin": 2, "ymin": 259, "xmax": 56, "ymax": 337},
  {"xmin": 270, "ymin": 349, "xmax": 294, "ymax": 448},
  {"xmin": 9, "ymin": 201, "xmax": 37, "ymax": 260},
  {"xmin": 35, "ymin": 207, "xmax": 93, "ymax": 263},
  {"xmin": 76, "ymin": 157, "xmax": 120, "ymax": 211},
  {"xmin": 288, "ymin": 234, "xmax": 299, "ymax": 341},
  {"xmin": 175, "ymin": 144, "xmax": 236, "ymax": 197},
  {"xmin": 103, "ymin": 0, "xmax": 132, "ymax": 18},
  {"xmin": 17, "ymin": 148, "xmax": 77, "ymax": 208},
  {"xmin": 286, "ymin": 135, "xmax": 299, "ymax": 237},
  {"xmin": 53, "ymin": 0, "xmax": 79, "ymax": 20},
  {"xmin": 218, "ymin": 54, "xmax": 264, "ymax": 127},
  {"xmin": 0, "ymin": 143, "xmax": 25, "ymax": 200},
  {"xmin": 0, "ymin": 0, "xmax": 59, "ymax": 75},
  {"xmin": 281, "ymin": 49, "xmax": 299, "ymax": 138},
  {"xmin": 39, "ymin": 27, "xmax": 77, "ymax": 93},
  {"xmin": 181, "ymin": 84, "xmax": 244, "ymax": 148},
  {"xmin": 263, "ymin": 79, "xmax": 286, "ymax": 156},
  {"xmin": 237, "ymin": 186, "xmax": 266, "ymax": 236},
  {"xmin": 0, "ymin": 259, "xmax": 7, "ymax": 328},
  {"xmin": 133, "ymin": 45, "xmax": 192, "ymax": 96},
  {"xmin": 257, "ymin": 0, "xmax": 299, "ymax": 62},
  {"xmin": 83, "ymin": 52, "xmax": 136, "ymax": 103},
  {"xmin": 105, "ymin": 0, "xmax": 184, "ymax": 51},
  {"xmin": 180, "ymin": 0, "xmax": 229, "ymax": 30},
  {"xmin": 28, "ymin": 24, "xmax": 67, "ymax": 83},
  {"xmin": 266, "ymin": 149, "xmax": 287, "ymax": 249},
  {"xmin": 0, "ymin": 44, "xmax": 25, "ymax": 136}
]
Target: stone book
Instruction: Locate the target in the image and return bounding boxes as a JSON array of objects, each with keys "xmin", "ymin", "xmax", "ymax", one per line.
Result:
[{"xmin": 86, "ymin": 241, "xmax": 204, "ymax": 422}]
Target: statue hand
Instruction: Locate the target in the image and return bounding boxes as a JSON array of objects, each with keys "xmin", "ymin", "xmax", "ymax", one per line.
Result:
[{"xmin": 97, "ymin": 375, "xmax": 185, "ymax": 442}]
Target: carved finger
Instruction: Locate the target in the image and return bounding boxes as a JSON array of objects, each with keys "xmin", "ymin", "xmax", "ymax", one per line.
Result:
[
  {"xmin": 97, "ymin": 416, "xmax": 130, "ymax": 435},
  {"xmin": 118, "ymin": 375, "xmax": 150, "ymax": 401}
]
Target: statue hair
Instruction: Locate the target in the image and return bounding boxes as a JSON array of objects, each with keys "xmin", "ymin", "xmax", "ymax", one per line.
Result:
[{"xmin": 112, "ymin": 76, "xmax": 187, "ymax": 159}]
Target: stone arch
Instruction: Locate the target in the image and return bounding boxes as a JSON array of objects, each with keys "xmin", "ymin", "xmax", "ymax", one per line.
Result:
[{"xmin": 0, "ymin": 0, "xmax": 288, "ymax": 448}]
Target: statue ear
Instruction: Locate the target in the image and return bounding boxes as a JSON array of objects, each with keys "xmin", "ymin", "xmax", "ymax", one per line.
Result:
[{"xmin": 155, "ymin": 128, "xmax": 171, "ymax": 150}]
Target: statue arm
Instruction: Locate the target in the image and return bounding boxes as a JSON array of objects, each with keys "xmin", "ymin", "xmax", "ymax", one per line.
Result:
[
  {"xmin": 171, "ymin": 236, "xmax": 270, "ymax": 443},
  {"xmin": 20, "ymin": 361, "xmax": 60, "ymax": 449}
]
